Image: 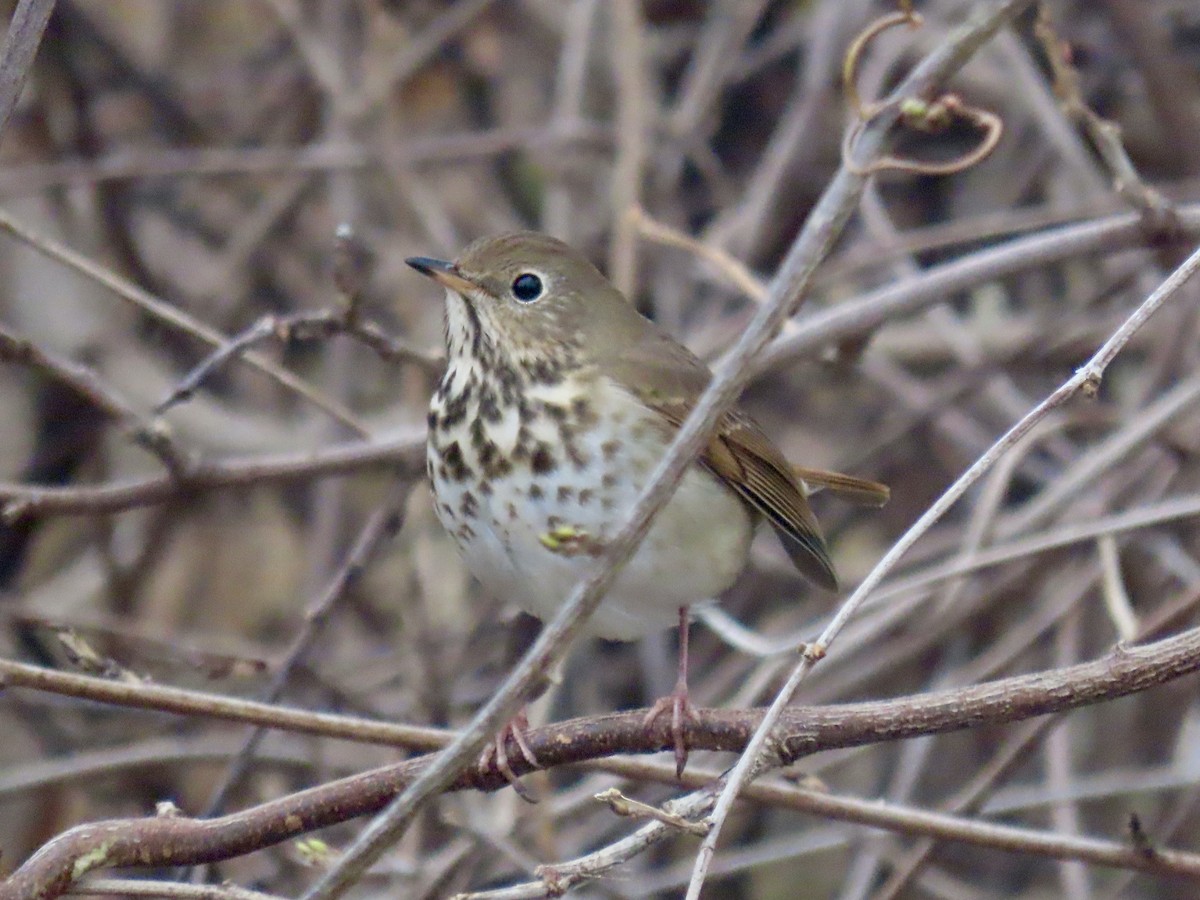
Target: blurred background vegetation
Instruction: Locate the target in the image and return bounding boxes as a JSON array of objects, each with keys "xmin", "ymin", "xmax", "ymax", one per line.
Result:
[{"xmin": 2, "ymin": 1, "xmax": 1200, "ymax": 897}]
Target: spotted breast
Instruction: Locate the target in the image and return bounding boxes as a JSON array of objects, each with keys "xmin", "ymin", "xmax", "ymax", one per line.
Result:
[{"xmin": 426, "ymin": 290, "xmax": 754, "ymax": 640}]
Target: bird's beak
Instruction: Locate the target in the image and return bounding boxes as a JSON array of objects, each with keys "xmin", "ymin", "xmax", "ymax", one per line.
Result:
[{"xmin": 405, "ymin": 256, "xmax": 477, "ymax": 295}]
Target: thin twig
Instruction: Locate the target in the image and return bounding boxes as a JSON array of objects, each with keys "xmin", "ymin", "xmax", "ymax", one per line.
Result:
[
  {"xmin": 757, "ymin": 205, "xmax": 1200, "ymax": 375},
  {"xmin": 1097, "ymin": 535, "xmax": 1139, "ymax": 641},
  {"xmin": 541, "ymin": 0, "xmax": 600, "ymax": 239},
  {"xmin": 299, "ymin": 0, "xmax": 896, "ymax": 890},
  {"xmin": 7, "ymin": 624, "xmax": 1200, "ymax": 898},
  {"xmin": 593, "ymin": 788, "xmax": 710, "ymax": 836},
  {"xmin": 157, "ymin": 311, "xmax": 441, "ymax": 414},
  {"xmin": 0, "ymin": 0, "xmax": 54, "ymax": 138},
  {"xmin": 0, "ymin": 324, "xmax": 190, "ymax": 476},
  {"xmin": 630, "ymin": 206, "xmax": 765, "ymax": 301},
  {"xmin": 356, "ymin": 0, "xmax": 498, "ymax": 116},
  {"xmin": 0, "ymin": 433, "xmax": 424, "ymax": 520},
  {"xmin": 69, "ymin": 879, "xmax": 285, "ymax": 900},
  {"xmin": 0, "ymin": 123, "xmax": 611, "ymax": 197},
  {"xmin": 687, "ymin": 2, "xmax": 1041, "ymax": 895},
  {"xmin": 1033, "ymin": 4, "xmax": 1175, "ymax": 226},
  {"xmin": 197, "ymin": 483, "xmax": 410, "ymax": 817},
  {"xmin": 606, "ymin": 0, "xmax": 646, "ymax": 297},
  {"xmin": 869, "ymin": 492, "xmax": 1200, "ymax": 605},
  {"xmin": 698, "ymin": 237, "xmax": 1200, "ymax": 898},
  {"xmin": 0, "ymin": 207, "xmax": 367, "ymax": 433}
]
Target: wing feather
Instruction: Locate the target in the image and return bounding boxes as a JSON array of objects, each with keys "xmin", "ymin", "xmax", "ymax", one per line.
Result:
[
  {"xmin": 593, "ymin": 313, "xmax": 839, "ymax": 590},
  {"xmin": 668, "ymin": 403, "xmax": 837, "ymax": 590}
]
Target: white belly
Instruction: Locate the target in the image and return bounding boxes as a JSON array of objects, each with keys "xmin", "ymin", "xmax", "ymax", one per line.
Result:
[{"xmin": 428, "ymin": 381, "xmax": 754, "ymax": 640}]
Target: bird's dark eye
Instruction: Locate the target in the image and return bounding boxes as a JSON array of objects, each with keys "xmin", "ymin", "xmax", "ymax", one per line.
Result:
[{"xmin": 511, "ymin": 273, "xmax": 543, "ymax": 303}]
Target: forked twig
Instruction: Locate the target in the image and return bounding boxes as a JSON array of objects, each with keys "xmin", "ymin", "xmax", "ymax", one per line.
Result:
[
  {"xmin": 158, "ymin": 225, "xmax": 440, "ymax": 415},
  {"xmin": 688, "ymin": 239, "xmax": 1200, "ymax": 897},
  {"xmin": 0, "ymin": 324, "xmax": 191, "ymax": 477},
  {"xmin": 1033, "ymin": 3, "xmax": 1176, "ymax": 229},
  {"xmin": 841, "ymin": 2, "xmax": 1003, "ymax": 177}
]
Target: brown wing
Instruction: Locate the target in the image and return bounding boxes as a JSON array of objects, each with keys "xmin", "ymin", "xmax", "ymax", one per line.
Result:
[
  {"xmin": 596, "ymin": 328, "xmax": 838, "ymax": 591},
  {"xmin": 659, "ymin": 401, "xmax": 838, "ymax": 591}
]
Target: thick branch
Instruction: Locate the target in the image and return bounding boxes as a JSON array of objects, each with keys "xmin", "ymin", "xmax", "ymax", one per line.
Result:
[{"xmin": 3, "ymin": 624, "xmax": 1200, "ymax": 899}]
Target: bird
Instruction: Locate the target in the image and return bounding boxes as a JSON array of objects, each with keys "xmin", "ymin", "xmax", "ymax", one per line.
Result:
[{"xmin": 407, "ymin": 231, "xmax": 886, "ymax": 781}]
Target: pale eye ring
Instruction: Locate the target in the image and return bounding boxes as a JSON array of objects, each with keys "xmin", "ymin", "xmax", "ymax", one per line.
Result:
[{"xmin": 511, "ymin": 272, "xmax": 543, "ymax": 303}]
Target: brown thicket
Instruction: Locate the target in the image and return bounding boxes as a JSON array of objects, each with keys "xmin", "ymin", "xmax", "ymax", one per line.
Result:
[{"xmin": 2, "ymin": 2, "xmax": 1200, "ymax": 899}]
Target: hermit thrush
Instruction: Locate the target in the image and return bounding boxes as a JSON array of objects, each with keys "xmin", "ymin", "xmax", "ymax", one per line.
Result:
[{"xmin": 408, "ymin": 232, "xmax": 886, "ymax": 779}]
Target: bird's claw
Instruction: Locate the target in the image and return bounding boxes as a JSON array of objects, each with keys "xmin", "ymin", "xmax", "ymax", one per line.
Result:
[
  {"xmin": 479, "ymin": 710, "xmax": 541, "ymax": 803},
  {"xmin": 643, "ymin": 685, "xmax": 698, "ymax": 779}
]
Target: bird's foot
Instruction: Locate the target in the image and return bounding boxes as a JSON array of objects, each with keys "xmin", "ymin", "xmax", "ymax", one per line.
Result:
[
  {"xmin": 479, "ymin": 709, "xmax": 540, "ymax": 802},
  {"xmin": 643, "ymin": 683, "xmax": 698, "ymax": 779}
]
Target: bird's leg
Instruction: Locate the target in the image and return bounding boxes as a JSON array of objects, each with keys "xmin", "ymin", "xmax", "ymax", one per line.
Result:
[
  {"xmin": 643, "ymin": 605, "xmax": 699, "ymax": 778},
  {"xmin": 479, "ymin": 708, "xmax": 540, "ymax": 803}
]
